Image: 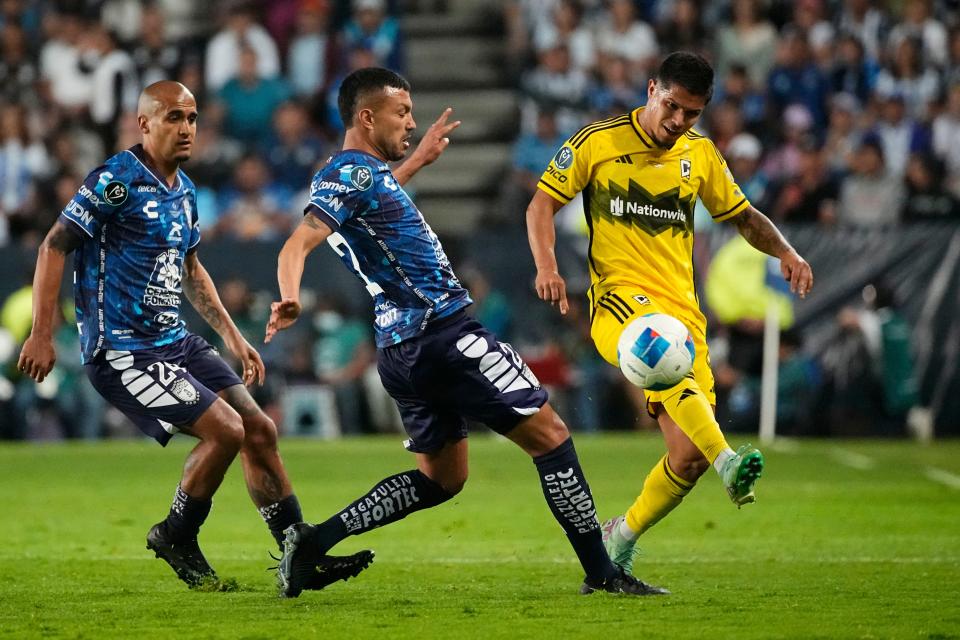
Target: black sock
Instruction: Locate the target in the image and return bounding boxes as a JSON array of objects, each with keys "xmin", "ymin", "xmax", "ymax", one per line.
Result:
[
  {"xmin": 164, "ymin": 485, "xmax": 212, "ymax": 542},
  {"xmin": 313, "ymin": 470, "xmax": 454, "ymax": 554},
  {"xmin": 533, "ymin": 438, "xmax": 616, "ymax": 582},
  {"xmin": 258, "ymin": 494, "xmax": 304, "ymax": 548}
]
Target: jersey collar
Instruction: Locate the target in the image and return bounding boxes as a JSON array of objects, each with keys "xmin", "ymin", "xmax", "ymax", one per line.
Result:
[
  {"xmin": 631, "ymin": 107, "xmax": 682, "ymax": 151},
  {"xmin": 126, "ymin": 144, "xmax": 183, "ymax": 192}
]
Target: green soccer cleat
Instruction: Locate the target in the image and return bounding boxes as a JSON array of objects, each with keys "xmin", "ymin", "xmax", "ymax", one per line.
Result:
[
  {"xmin": 601, "ymin": 515, "xmax": 639, "ymax": 575},
  {"xmin": 720, "ymin": 444, "xmax": 764, "ymax": 507}
]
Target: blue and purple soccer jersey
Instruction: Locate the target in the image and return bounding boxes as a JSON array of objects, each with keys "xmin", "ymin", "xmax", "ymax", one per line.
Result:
[
  {"xmin": 59, "ymin": 144, "xmax": 200, "ymax": 364},
  {"xmin": 59, "ymin": 145, "xmax": 243, "ymax": 442},
  {"xmin": 305, "ymin": 150, "xmax": 547, "ymax": 449},
  {"xmin": 305, "ymin": 150, "xmax": 472, "ymax": 347}
]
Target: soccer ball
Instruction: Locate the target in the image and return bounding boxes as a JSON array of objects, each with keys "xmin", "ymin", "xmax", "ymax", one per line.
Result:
[{"xmin": 617, "ymin": 313, "xmax": 695, "ymax": 390}]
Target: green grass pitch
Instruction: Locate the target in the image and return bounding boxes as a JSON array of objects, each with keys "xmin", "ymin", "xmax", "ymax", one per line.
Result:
[{"xmin": 1, "ymin": 434, "xmax": 958, "ymax": 639}]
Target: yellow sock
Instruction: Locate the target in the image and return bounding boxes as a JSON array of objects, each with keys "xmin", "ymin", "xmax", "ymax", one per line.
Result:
[
  {"xmin": 659, "ymin": 377, "xmax": 730, "ymax": 464},
  {"xmin": 625, "ymin": 455, "xmax": 695, "ymax": 535}
]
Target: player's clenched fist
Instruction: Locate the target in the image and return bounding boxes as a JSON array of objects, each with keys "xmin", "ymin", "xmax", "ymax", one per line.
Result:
[{"xmin": 17, "ymin": 335, "xmax": 57, "ymax": 383}]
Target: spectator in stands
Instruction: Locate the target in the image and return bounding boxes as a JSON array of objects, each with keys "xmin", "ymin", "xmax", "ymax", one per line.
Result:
[
  {"xmin": 703, "ymin": 97, "xmax": 744, "ymax": 155},
  {"xmin": 520, "ymin": 42, "xmax": 589, "ymax": 134},
  {"xmin": 341, "ymin": 0, "xmax": 403, "ymax": 72},
  {"xmin": 714, "ymin": 0, "xmax": 778, "ymax": 89},
  {"xmin": 498, "ymin": 108, "xmax": 567, "ymax": 226},
  {"xmin": 593, "ymin": 0, "xmax": 659, "ymax": 78},
  {"xmin": 767, "ymin": 27, "xmax": 831, "ymax": 128},
  {"xmin": 312, "ymin": 295, "xmax": 375, "ymax": 434},
  {"xmin": 204, "ymin": 0, "xmax": 281, "ymax": 93},
  {"xmin": 38, "ymin": 10, "xmax": 92, "ymax": 115},
  {"xmin": 586, "ymin": 55, "xmax": 644, "ymax": 119},
  {"xmin": 874, "ymin": 36, "xmax": 941, "ymax": 121},
  {"xmin": 714, "ymin": 64, "xmax": 765, "ymax": 135},
  {"xmin": 131, "ymin": 4, "xmax": 185, "ymax": 88},
  {"xmin": 0, "ymin": 103, "xmax": 47, "ymax": 246},
  {"xmin": 788, "ymin": 0, "xmax": 835, "ymax": 69},
  {"xmin": 901, "ymin": 153, "xmax": 960, "ymax": 222},
  {"xmin": 933, "ymin": 82, "xmax": 960, "ymax": 198},
  {"xmin": 830, "ymin": 33, "xmax": 880, "ymax": 107},
  {"xmin": 838, "ymin": 136, "xmax": 904, "ymax": 226},
  {"xmin": 726, "ymin": 133, "xmax": 770, "ymax": 212},
  {"xmin": 822, "ymin": 92, "xmax": 864, "ymax": 175},
  {"xmin": 947, "ymin": 27, "xmax": 960, "ymax": 86},
  {"xmin": 886, "ymin": 0, "xmax": 948, "ymax": 69},
  {"xmin": 869, "ymin": 89, "xmax": 931, "ymax": 178},
  {"xmin": 0, "ymin": 24, "xmax": 39, "ymax": 107},
  {"xmin": 655, "ymin": 0, "xmax": 709, "ymax": 59},
  {"xmin": 216, "ymin": 154, "xmax": 294, "ymax": 241},
  {"xmin": 835, "ymin": 0, "xmax": 888, "ymax": 62},
  {"xmin": 83, "ymin": 24, "xmax": 139, "ymax": 152},
  {"xmin": 266, "ymin": 101, "xmax": 329, "ymax": 192},
  {"xmin": 287, "ymin": 0, "xmax": 335, "ymax": 98},
  {"xmin": 773, "ymin": 136, "xmax": 839, "ymax": 225},
  {"xmin": 763, "ymin": 103, "xmax": 815, "ymax": 185},
  {"xmin": 217, "ymin": 44, "xmax": 292, "ymax": 149},
  {"xmin": 180, "ymin": 102, "xmax": 244, "ymax": 192},
  {"xmin": 532, "ymin": 0, "xmax": 596, "ymax": 75}
]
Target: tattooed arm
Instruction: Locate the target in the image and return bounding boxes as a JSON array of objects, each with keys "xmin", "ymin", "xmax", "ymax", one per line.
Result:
[
  {"xmin": 18, "ymin": 222, "xmax": 82, "ymax": 382},
  {"xmin": 732, "ymin": 206, "xmax": 814, "ymax": 298},
  {"xmin": 183, "ymin": 251, "xmax": 264, "ymax": 385}
]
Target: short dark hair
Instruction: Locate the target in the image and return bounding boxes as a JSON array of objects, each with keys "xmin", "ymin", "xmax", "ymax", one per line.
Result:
[
  {"xmin": 655, "ymin": 51, "xmax": 714, "ymax": 102},
  {"xmin": 337, "ymin": 67, "xmax": 411, "ymax": 129}
]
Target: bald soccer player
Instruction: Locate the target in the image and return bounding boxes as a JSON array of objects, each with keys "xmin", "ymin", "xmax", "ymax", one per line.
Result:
[{"xmin": 18, "ymin": 81, "xmax": 372, "ymax": 589}]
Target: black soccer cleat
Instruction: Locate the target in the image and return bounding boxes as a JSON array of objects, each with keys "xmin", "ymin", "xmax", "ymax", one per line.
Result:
[
  {"xmin": 579, "ymin": 567, "xmax": 670, "ymax": 596},
  {"xmin": 146, "ymin": 522, "xmax": 217, "ymax": 588},
  {"xmin": 275, "ymin": 522, "xmax": 375, "ymax": 598}
]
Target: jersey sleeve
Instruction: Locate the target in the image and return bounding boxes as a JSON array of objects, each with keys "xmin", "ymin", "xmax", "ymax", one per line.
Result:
[
  {"xmin": 57, "ymin": 166, "xmax": 120, "ymax": 238},
  {"xmin": 699, "ymin": 141, "xmax": 750, "ymax": 222},
  {"xmin": 536, "ymin": 133, "xmax": 594, "ymax": 204},
  {"xmin": 303, "ymin": 163, "xmax": 375, "ymax": 231}
]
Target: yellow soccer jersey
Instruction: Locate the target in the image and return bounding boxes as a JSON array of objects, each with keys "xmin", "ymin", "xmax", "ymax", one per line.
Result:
[{"xmin": 537, "ymin": 108, "xmax": 750, "ymax": 328}]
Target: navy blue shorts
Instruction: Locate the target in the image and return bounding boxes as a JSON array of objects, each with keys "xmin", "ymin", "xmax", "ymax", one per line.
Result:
[
  {"xmin": 377, "ymin": 311, "xmax": 549, "ymax": 453},
  {"xmin": 84, "ymin": 333, "xmax": 243, "ymax": 445}
]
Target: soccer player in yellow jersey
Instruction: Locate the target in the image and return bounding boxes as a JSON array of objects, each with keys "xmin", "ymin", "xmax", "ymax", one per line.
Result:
[{"xmin": 525, "ymin": 52, "xmax": 814, "ymax": 578}]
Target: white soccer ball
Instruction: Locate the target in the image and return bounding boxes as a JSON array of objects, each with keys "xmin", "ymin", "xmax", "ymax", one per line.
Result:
[{"xmin": 617, "ymin": 313, "xmax": 695, "ymax": 391}]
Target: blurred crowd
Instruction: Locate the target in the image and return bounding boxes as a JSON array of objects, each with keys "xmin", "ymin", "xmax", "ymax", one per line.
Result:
[
  {"xmin": 503, "ymin": 0, "xmax": 960, "ymax": 229},
  {"xmin": 0, "ymin": 0, "xmax": 405, "ymax": 247}
]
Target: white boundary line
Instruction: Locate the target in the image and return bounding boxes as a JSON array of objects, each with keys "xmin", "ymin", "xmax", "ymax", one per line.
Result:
[
  {"xmin": 829, "ymin": 447, "xmax": 875, "ymax": 470},
  {"xmin": 924, "ymin": 467, "xmax": 960, "ymax": 490}
]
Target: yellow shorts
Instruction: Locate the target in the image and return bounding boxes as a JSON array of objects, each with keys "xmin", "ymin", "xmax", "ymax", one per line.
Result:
[{"xmin": 589, "ymin": 288, "xmax": 715, "ymax": 414}]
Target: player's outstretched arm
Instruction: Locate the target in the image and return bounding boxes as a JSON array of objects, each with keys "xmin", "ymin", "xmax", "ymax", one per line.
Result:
[
  {"xmin": 17, "ymin": 221, "xmax": 81, "ymax": 382},
  {"xmin": 393, "ymin": 107, "xmax": 461, "ymax": 186},
  {"xmin": 183, "ymin": 251, "xmax": 265, "ymax": 386},
  {"xmin": 266, "ymin": 214, "xmax": 333, "ymax": 343},
  {"xmin": 526, "ymin": 189, "xmax": 569, "ymax": 314},
  {"xmin": 731, "ymin": 206, "xmax": 814, "ymax": 298}
]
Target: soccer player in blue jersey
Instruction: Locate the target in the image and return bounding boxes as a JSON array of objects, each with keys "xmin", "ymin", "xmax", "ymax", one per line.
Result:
[
  {"xmin": 264, "ymin": 67, "xmax": 667, "ymax": 598},
  {"xmin": 17, "ymin": 81, "xmax": 372, "ymax": 589}
]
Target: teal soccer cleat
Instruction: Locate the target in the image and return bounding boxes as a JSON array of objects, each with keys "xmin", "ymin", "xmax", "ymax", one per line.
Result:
[{"xmin": 720, "ymin": 444, "xmax": 764, "ymax": 507}]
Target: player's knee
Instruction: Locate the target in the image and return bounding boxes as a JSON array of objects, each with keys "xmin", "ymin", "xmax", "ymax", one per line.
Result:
[
  {"xmin": 441, "ymin": 475, "xmax": 467, "ymax": 496},
  {"xmin": 242, "ymin": 411, "xmax": 278, "ymax": 453},
  {"xmin": 216, "ymin": 407, "xmax": 245, "ymax": 454}
]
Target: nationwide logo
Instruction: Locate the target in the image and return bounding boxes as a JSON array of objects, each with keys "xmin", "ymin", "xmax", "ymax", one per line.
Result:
[
  {"xmin": 592, "ymin": 180, "xmax": 695, "ymax": 237},
  {"xmin": 609, "ymin": 197, "xmax": 687, "ymax": 224}
]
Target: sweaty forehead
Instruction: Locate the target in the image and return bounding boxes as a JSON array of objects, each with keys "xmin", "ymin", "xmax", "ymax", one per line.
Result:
[{"xmin": 656, "ymin": 83, "xmax": 706, "ymax": 110}]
